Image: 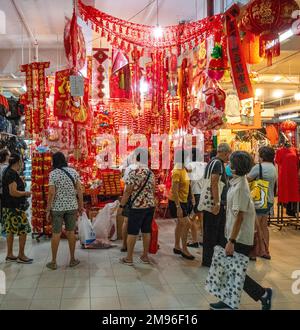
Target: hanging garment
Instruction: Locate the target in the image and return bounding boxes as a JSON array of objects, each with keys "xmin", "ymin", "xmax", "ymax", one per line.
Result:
[
  {"xmin": 275, "ymin": 147, "xmax": 300, "ymax": 203},
  {"xmin": 265, "ymin": 125, "xmax": 279, "ymax": 146},
  {"xmin": 225, "ymin": 92, "xmax": 241, "ymax": 124}
]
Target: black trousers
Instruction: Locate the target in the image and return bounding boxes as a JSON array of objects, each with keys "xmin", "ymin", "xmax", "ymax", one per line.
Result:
[
  {"xmin": 202, "ymin": 206, "xmax": 227, "ymax": 267},
  {"xmin": 234, "ymin": 243, "xmax": 266, "ymax": 302}
]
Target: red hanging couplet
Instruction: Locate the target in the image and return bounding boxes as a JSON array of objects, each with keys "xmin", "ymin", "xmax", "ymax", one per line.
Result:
[{"xmin": 226, "ymin": 5, "xmax": 253, "ymax": 101}]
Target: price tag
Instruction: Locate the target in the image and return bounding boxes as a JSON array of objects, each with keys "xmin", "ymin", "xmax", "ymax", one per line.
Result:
[{"xmin": 70, "ymin": 75, "xmax": 84, "ymax": 97}]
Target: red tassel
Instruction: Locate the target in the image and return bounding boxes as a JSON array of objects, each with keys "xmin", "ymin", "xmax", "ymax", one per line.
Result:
[
  {"xmin": 189, "ymin": 41, "xmax": 193, "ymax": 50},
  {"xmin": 113, "ymin": 23, "xmax": 116, "ymax": 32},
  {"xmin": 119, "ymin": 26, "xmax": 123, "ymax": 34},
  {"xmin": 101, "ymin": 29, "xmax": 106, "ymax": 38},
  {"xmin": 141, "ymin": 48, "xmax": 144, "ymax": 57},
  {"xmin": 113, "ymin": 36, "xmax": 118, "ymax": 47},
  {"xmin": 126, "ymin": 43, "xmax": 131, "ymax": 53},
  {"xmin": 120, "ymin": 40, "xmax": 125, "ymax": 51},
  {"xmin": 106, "ymin": 20, "xmax": 110, "ymax": 29},
  {"xmin": 138, "ymin": 31, "xmax": 141, "ymax": 39},
  {"xmin": 107, "ymin": 33, "xmax": 111, "ymax": 42},
  {"xmin": 126, "ymin": 27, "xmax": 129, "ymax": 35}
]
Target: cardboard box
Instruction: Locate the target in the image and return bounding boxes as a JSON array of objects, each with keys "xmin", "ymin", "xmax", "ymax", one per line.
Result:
[{"xmin": 117, "ymin": 215, "xmax": 124, "ymax": 240}]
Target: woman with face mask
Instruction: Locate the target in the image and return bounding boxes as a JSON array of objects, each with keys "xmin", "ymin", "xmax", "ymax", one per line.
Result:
[
  {"xmin": 209, "ymin": 151, "xmax": 272, "ymax": 310},
  {"xmin": 2, "ymin": 153, "xmax": 32, "ymax": 264}
]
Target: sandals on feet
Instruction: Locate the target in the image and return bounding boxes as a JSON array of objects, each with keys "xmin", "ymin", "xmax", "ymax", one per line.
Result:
[
  {"xmin": 139, "ymin": 257, "xmax": 150, "ymax": 264},
  {"xmin": 120, "ymin": 257, "xmax": 133, "ymax": 266},
  {"xmin": 46, "ymin": 262, "xmax": 57, "ymax": 270},
  {"xmin": 69, "ymin": 259, "xmax": 80, "ymax": 268}
]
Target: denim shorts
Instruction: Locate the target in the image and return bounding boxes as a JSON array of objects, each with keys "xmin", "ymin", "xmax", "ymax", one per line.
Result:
[
  {"xmin": 255, "ymin": 203, "xmax": 273, "ymax": 216},
  {"xmin": 51, "ymin": 210, "xmax": 77, "ymax": 234}
]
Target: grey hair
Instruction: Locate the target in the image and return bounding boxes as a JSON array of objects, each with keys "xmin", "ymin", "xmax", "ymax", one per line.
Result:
[{"xmin": 217, "ymin": 143, "xmax": 231, "ymax": 153}]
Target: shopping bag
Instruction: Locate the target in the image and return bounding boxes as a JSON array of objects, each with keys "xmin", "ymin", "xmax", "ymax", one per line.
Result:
[
  {"xmin": 198, "ymin": 160, "xmax": 225, "ymax": 212},
  {"xmin": 149, "ymin": 219, "xmax": 159, "ymax": 254},
  {"xmin": 78, "ymin": 212, "xmax": 96, "ymax": 245},
  {"xmin": 205, "ymin": 245, "xmax": 249, "ymax": 310},
  {"xmin": 250, "ymin": 164, "xmax": 269, "ymax": 210},
  {"xmin": 93, "ymin": 201, "xmax": 119, "ymax": 241}
]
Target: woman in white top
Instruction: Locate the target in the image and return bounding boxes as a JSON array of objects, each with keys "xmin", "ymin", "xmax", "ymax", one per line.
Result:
[
  {"xmin": 185, "ymin": 148, "xmax": 206, "ymax": 248},
  {"xmin": 209, "ymin": 151, "xmax": 272, "ymax": 310}
]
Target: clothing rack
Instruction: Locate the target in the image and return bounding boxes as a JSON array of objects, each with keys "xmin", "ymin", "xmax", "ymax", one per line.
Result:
[{"xmin": 268, "ymin": 202, "xmax": 300, "ymax": 230}]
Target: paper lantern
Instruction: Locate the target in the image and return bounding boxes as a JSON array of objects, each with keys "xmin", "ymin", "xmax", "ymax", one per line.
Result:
[
  {"xmin": 242, "ymin": 32, "xmax": 263, "ymax": 65},
  {"xmin": 241, "ymin": 0, "xmax": 299, "ymax": 66}
]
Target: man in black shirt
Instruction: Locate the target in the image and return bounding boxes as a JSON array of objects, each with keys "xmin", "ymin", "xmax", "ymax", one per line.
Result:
[{"xmin": 202, "ymin": 143, "xmax": 231, "ymax": 267}]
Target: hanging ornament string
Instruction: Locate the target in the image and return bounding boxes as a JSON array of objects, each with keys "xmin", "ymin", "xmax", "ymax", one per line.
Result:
[{"xmin": 78, "ymin": 0, "xmax": 224, "ymax": 52}]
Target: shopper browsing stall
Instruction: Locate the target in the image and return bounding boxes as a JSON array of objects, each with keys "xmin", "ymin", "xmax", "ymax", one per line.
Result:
[
  {"xmin": 169, "ymin": 149, "xmax": 195, "ymax": 260},
  {"xmin": 118, "ymin": 148, "xmax": 156, "ymax": 265},
  {"xmin": 2, "ymin": 153, "xmax": 32, "ymax": 264},
  {"xmin": 46, "ymin": 152, "xmax": 84, "ymax": 270},
  {"xmin": 209, "ymin": 151, "xmax": 272, "ymax": 310},
  {"xmin": 186, "ymin": 147, "xmax": 206, "ymax": 248},
  {"xmin": 120, "ymin": 151, "xmax": 138, "ymax": 253},
  {"xmin": 201, "ymin": 143, "xmax": 230, "ymax": 267},
  {"xmin": 0, "ymin": 148, "xmax": 10, "ymax": 226},
  {"xmin": 248, "ymin": 146, "xmax": 277, "ymax": 260}
]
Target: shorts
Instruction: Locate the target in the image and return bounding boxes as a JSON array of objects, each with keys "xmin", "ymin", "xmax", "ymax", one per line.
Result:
[
  {"xmin": 168, "ymin": 200, "xmax": 189, "ymax": 218},
  {"xmin": 3, "ymin": 208, "xmax": 31, "ymax": 236},
  {"xmin": 127, "ymin": 208, "xmax": 155, "ymax": 235},
  {"xmin": 51, "ymin": 210, "xmax": 77, "ymax": 234},
  {"xmin": 255, "ymin": 203, "xmax": 273, "ymax": 216}
]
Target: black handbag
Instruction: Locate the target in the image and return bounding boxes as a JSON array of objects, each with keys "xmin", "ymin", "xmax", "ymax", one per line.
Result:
[
  {"xmin": 19, "ymin": 199, "xmax": 30, "ymax": 211},
  {"xmin": 122, "ymin": 171, "xmax": 151, "ymax": 217}
]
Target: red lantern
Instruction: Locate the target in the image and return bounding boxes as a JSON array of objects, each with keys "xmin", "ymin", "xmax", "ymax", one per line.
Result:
[
  {"xmin": 241, "ymin": 0, "xmax": 299, "ymax": 66},
  {"xmin": 280, "ymin": 120, "xmax": 297, "ymax": 132}
]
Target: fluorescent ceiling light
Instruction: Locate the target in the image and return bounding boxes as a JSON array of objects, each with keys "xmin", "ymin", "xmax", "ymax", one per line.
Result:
[
  {"xmin": 255, "ymin": 88, "xmax": 264, "ymax": 97},
  {"xmin": 153, "ymin": 26, "xmax": 163, "ymax": 39},
  {"xmin": 278, "ymin": 113, "xmax": 299, "ymax": 120},
  {"xmin": 295, "ymin": 91, "xmax": 300, "ymax": 101},
  {"xmin": 273, "ymin": 75, "xmax": 282, "ymax": 82},
  {"xmin": 272, "ymin": 89, "xmax": 284, "ymax": 98},
  {"xmin": 279, "ymin": 29, "xmax": 294, "ymax": 43}
]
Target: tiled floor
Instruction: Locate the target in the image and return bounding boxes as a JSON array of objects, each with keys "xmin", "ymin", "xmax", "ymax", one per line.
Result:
[{"xmin": 0, "ymin": 219, "xmax": 300, "ymax": 310}]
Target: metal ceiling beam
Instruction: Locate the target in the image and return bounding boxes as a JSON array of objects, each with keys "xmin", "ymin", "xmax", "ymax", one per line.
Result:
[{"xmin": 10, "ymin": 0, "xmax": 36, "ymax": 44}]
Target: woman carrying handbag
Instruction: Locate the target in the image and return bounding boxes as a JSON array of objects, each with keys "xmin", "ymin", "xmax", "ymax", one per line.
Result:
[{"xmin": 118, "ymin": 148, "xmax": 156, "ymax": 266}]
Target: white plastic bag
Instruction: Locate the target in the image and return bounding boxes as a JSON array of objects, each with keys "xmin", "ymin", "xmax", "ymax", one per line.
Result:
[
  {"xmin": 78, "ymin": 212, "xmax": 96, "ymax": 245},
  {"xmin": 93, "ymin": 201, "xmax": 120, "ymax": 241}
]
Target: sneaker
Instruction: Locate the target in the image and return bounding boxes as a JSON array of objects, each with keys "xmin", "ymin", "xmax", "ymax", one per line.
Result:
[
  {"xmin": 17, "ymin": 257, "xmax": 33, "ymax": 264},
  {"xmin": 210, "ymin": 301, "xmax": 233, "ymax": 310},
  {"xmin": 5, "ymin": 256, "xmax": 18, "ymax": 263},
  {"xmin": 260, "ymin": 288, "xmax": 273, "ymax": 310}
]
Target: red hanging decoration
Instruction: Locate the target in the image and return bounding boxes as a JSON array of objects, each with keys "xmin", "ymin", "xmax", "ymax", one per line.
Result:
[
  {"xmin": 208, "ymin": 44, "xmax": 226, "ymax": 81},
  {"xmin": 20, "ymin": 62, "xmax": 50, "ymax": 135},
  {"xmin": 64, "ymin": 9, "xmax": 86, "ymax": 71},
  {"xmin": 93, "ymin": 48, "xmax": 109, "ymax": 101}
]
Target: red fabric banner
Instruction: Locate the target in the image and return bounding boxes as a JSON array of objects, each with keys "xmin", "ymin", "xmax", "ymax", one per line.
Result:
[{"xmin": 226, "ymin": 6, "xmax": 253, "ymax": 100}]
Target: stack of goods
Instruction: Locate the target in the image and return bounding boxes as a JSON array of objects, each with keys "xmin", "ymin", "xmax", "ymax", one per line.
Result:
[
  {"xmin": 98, "ymin": 170, "xmax": 122, "ymax": 196},
  {"xmin": 31, "ymin": 151, "xmax": 52, "ymax": 236}
]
